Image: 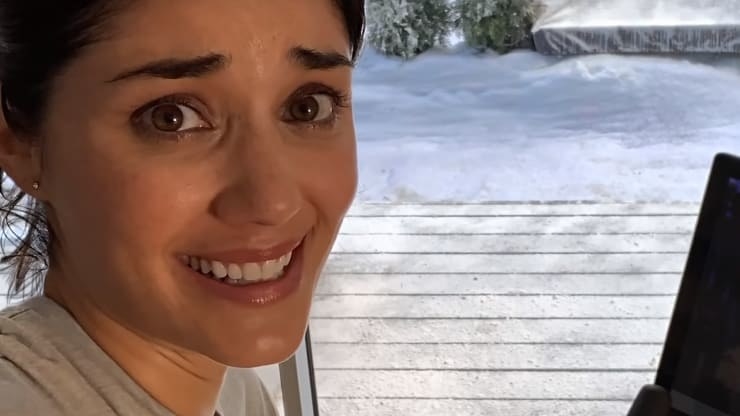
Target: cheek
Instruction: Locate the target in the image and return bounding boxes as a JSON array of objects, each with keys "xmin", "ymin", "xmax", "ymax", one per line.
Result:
[
  {"xmin": 306, "ymin": 138, "xmax": 358, "ymax": 224},
  {"xmin": 44, "ymin": 137, "xmax": 199, "ymax": 263},
  {"xmin": 299, "ymin": 137, "xmax": 357, "ymax": 278}
]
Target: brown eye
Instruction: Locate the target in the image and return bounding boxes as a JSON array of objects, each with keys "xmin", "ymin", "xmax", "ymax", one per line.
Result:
[
  {"xmin": 146, "ymin": 102, "xmax": 209, "ymax": 133},
  {"xmin": 289, "ymin": 94, "xmax": 335, "ymax": 122},
  {"xmin": 152, "ymin": 104, "xmax": 184, "ymax": 131}
]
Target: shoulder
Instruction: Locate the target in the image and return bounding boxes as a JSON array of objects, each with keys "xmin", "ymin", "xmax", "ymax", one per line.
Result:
[
  {"xmin": 0, "ymin": 297, "xmax": 67, "ymax": 366},
  {"xmin": 0, "ymin": 297, "xmax": 96, "ymax": 415},
  {"xmin": 0, "ymin": 366, "xmax": 63, "ymax": 415},
  {"xmin": 0, "ymin": 299, "xmax": 65, "ymax": 415},
  {"xmin": 0, "ymin": 327, "xmax": 63, "ymax": 416},
  {"xmin": 219, "ymin": 367, "xmax": 279, "ymax": 416}
]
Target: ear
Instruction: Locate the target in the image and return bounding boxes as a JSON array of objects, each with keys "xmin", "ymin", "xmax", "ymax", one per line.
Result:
[{"xmin": 0, "ymin": 94, "xmax": 44, "ymax": 198}]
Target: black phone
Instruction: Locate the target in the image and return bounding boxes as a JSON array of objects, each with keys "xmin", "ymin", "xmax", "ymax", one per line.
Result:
[{"xmin": 655, "ymin": 153, "xmax": 740, "ymax": 416}]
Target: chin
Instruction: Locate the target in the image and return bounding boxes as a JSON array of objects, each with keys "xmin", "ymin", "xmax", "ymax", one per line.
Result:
[
  {"xmin": 204, "ymin": 323, "xmax": 309, "ymax": 368},
  {"xmin": 229, "ymin": 348, "xmax": 297, "ymax": 368},
  {"xmin": 217, "ymin": 341, "xmax": 305, "ymax": 368}
]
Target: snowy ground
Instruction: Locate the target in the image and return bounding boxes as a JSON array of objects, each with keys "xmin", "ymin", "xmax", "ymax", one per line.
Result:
[{"xmin": 352, "ymin": 46, "xmax": 740, "ymax": 202}]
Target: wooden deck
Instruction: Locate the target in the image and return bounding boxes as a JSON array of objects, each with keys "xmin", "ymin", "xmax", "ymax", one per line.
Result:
[{"xmin": 309, "ymin": 202, "xmax": 699, "ymax": 416}]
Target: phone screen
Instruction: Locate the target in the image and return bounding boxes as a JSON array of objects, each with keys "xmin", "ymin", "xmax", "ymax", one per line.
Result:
[{"xmin": 670, "ymin": 177, "xmax": 740, "ymax": 416}]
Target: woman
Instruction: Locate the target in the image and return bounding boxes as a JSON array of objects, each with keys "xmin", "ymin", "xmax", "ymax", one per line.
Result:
[{"xmin": 0, "ymin": 1, "xmax": 364, "ymax": 415}]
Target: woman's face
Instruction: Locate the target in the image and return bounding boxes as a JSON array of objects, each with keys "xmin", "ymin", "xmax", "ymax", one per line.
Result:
[{"xmin": 36, "ymin": 0, "xmax": 356, "ymax": 366}]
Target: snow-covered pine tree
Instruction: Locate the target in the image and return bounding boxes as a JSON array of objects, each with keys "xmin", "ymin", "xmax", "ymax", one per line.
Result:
[
  {"xmin": 366, "ymin": 0, "xmax": 453, "ymax": 59},
  {"xmin": 457, "ymin": 0, "xmax": 538, "ymax": 53}
]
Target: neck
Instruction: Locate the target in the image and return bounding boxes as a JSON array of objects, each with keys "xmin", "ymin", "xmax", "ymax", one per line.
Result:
[{"xmin": 44, "ymin": 266, "xmax": 226, "ymax": 416}]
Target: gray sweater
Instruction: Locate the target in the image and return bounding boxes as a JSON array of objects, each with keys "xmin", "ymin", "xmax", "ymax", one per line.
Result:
[{"xmin": 0, "ymin": 296, "xmax": 277, "ymax": 416}]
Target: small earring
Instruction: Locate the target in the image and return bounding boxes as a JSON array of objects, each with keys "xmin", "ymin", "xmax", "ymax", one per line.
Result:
[{"xmin": 32, "ymin": 181, "xmax": 40, "ymax": 190}]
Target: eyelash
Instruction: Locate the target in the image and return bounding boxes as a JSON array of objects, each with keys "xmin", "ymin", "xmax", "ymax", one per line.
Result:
[
  {"xmin": 130, "ymin": 95, "xmax": 208, "ymax": 142},
  {"xmin": 284, "ymin": 83, "xmax": 351, "ymax": 130},
  {"xmin": 130, "ymin": 83, "xmax": 351, "ymax": 141}
]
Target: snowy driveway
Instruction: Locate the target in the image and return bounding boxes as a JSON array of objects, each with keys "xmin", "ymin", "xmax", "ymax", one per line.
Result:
[{"xmin": 353, "ymin": 49, "xmax": 740, "ymax": 202}]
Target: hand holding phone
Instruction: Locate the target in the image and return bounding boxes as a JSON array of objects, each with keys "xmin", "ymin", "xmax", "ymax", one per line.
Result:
[
  {"xmin": 627, "ymin": 385, "xmax": 671, "ymax": 416},
  {"xmin": 652, "ymin": 153, "xmax": 740, "ymax": 416}
]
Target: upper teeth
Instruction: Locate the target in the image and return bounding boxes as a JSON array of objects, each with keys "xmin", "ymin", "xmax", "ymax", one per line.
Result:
[{"xmin": 181, "ymin": 251, "xmax": 292, "ymax": 282}]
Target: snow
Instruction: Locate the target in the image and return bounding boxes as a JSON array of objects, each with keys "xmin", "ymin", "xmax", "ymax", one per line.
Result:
[{"xmin": 352, "ymin": 46, "xmax": 740, "ymax": 202}]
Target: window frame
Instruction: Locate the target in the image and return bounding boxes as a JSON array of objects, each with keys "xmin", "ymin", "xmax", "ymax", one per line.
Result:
[{"xmin": 279, "ymin": 327, "xmax": 320, "ymax": 416}]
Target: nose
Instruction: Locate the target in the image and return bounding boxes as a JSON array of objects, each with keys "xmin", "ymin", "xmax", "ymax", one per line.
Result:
[{"xmin": 210, "ymin": 127, "xmax": 301, "ymax": 228}]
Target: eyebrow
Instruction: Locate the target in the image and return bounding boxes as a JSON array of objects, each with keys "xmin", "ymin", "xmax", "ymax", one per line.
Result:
[
  {"xmin": 107, "ymin": 53, "xmax": 230, "ymax": 82},
  {"xmin": 288, "ymin": 46, "xmax": 354, "ymax": 70},
  {"xmin": 107, "ymin": 46, "xmax": 352, "ymax": 83}
]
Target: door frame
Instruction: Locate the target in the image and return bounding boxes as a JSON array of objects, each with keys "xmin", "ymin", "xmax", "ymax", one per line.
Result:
[{"xmin": 279, "ymin": 327, "xmax": 320, "ymax": 416}]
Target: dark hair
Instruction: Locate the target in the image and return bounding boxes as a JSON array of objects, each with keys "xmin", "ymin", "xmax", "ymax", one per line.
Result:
[{"xmin": 0, "ymin": 1, "xmax": 365, "ymax": 300}]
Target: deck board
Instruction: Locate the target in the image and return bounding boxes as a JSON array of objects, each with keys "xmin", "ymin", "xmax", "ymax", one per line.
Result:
[
  {"xmin": 310, "ymin": 318, "xmax": 671, "ymax": 344},
  {"xmin": 316, "ymin": 273, "xmax": 682, "ymax": 295},
  {"xmin": 313, "ymin": 344, "xmax": 662, "ymax": 370},
  {"xmin": 332, "ymin": 233, "xmax": 691, "ymax": 253},
  {"xmin": 319, "ymin": 399, "xmax": 630, "ymax": 416},
  {"xmin": 310, "ymin": 202, "xmax": 698, "ymax": 415},
  {"xmin": 346, "ymin": 203, "xmax": 699, "ymax": 216},
  {"xmin": 339, "ymin": 215, "xmax": 695, "ymax": 234},
  {"xmin": 325, "ymin": 252, "xmax": 686, "ymax": 274},
  {"xmin": 311, "ymin": 294, "xmax": 674, "ymax": 319},
  {"xmin": 315, "ymin": 369, "xmax": 651, "ymax": 399}
]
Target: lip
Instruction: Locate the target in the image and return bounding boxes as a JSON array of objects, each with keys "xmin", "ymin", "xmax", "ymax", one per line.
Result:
[
  {"xmin": 187, "ymin": 239, "xmax": 302, "ymax": 264},
  {"xmin": 181, "ymin": 239, "xmax": 305, "ymax": 306}
]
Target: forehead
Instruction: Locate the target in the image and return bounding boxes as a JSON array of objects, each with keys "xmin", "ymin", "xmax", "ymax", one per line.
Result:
[{"xmin": 87, "ymin": 0, "xmax": 350, "ymax": 73}]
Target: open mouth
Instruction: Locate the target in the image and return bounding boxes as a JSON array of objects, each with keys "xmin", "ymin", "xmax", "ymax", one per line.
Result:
[{"xmin": 179, "ymin": 243, "xmax": 299, "ymax": 286}]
